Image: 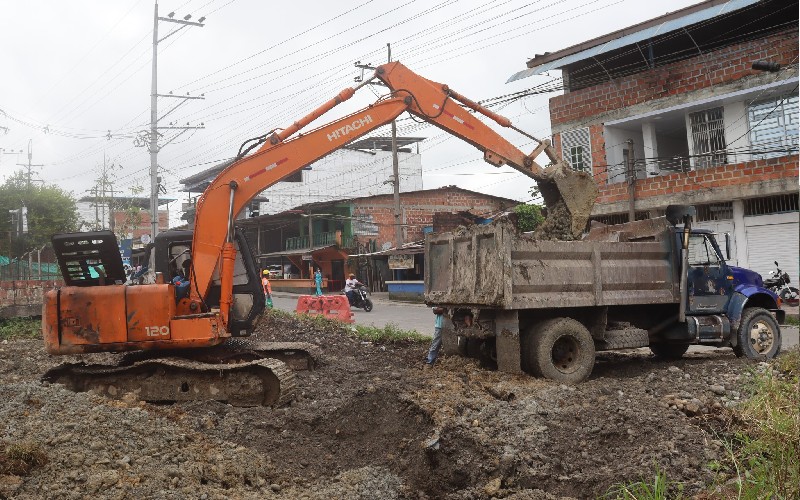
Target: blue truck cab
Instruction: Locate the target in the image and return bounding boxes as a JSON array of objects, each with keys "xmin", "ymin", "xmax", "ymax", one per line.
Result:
[{"xmin": 663, "ymin": 224, "xmax": 783, "ymax": 359}]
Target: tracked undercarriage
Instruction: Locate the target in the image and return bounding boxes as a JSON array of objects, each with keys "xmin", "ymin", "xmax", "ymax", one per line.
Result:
[{"xmin": 42, "ymin": 339, "xmax": 319, "ymax": 407}]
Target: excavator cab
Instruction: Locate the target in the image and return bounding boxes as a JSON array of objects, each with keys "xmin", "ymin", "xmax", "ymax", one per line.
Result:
[{"xmin": 148, "ymin": 228, "xmax": 265, "ymax": 336}]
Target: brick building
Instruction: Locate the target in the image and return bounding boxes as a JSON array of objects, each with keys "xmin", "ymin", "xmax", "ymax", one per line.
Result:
[
  {"xmin": 509, "ymin": 0, "xmax": 799, "ymax": 284},
  {"xmin": 78, "ymin": 196, "xmax": 172, "ymax": 244}
]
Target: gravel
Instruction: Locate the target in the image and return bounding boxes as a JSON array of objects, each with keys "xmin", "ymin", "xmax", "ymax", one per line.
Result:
[{"xmin": 0, "ymin": 312, "xmax": 761, "ymax": 499}]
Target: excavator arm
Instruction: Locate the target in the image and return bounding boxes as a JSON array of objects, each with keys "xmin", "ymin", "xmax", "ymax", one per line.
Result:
[{"xmin": 191, "ymin": 61, "xmax": 597, "ymax": 328}]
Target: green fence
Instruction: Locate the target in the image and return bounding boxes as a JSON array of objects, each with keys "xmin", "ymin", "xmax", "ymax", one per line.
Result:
[{"xmin": 0, "ymin": 252, "xmax": 61, "ymax": 281}]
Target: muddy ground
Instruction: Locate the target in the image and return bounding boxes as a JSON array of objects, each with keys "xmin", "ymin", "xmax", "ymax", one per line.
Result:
[{"xmin": 0, "ymin": 312, "xmax": 768, "ymax": 499}]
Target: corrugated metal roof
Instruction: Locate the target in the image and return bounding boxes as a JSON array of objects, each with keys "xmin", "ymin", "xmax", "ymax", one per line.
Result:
[{"xmin": 507, "ymin": 0, "xmax": 760, "ymax": 83}]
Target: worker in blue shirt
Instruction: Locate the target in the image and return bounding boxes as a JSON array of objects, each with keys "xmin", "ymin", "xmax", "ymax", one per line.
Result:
[{"xmin": 425, "ymin": 306, "xmax": 446, "ymax": 366}]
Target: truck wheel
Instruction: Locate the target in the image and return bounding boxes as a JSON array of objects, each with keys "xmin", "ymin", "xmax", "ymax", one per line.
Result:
[
  {"xmin": 523, "ymin": 318, "xmax": 595, "ymax": 383},
  {"xmin": 733, "ymin": 307, "xmax": 781, "ymax": 360},
  {"xmin": 649, "ymin": 343, "xmax": 690, "ymax": 360}
]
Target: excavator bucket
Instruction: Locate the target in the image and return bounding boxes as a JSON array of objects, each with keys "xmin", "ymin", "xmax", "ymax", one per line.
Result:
[{"xmin": 535, "ymin": 162, "xmax": 598, "ymax": 240}]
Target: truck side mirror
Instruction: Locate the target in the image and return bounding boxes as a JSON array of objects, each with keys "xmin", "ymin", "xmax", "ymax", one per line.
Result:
[{"xmin": 724, "ymin": 233, "xmax": 732, "ymax": 260}]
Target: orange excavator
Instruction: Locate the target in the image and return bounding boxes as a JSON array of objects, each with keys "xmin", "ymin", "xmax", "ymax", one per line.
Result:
[{"xmin": 42, "ymin": 62, "xmax": 597, "ymax": 405}]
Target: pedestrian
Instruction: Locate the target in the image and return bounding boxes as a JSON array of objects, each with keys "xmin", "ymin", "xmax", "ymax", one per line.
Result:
[
  {"xmin": 314, "ymin": 268, "xmax": 323, "ymax": 296},
  {"xmin": 262, "ymin": 270, "xmax": 273, "ymax": 309},
  {"xmin": 425, "ymin": 306, "xmax": 446, "ymax": 366}
]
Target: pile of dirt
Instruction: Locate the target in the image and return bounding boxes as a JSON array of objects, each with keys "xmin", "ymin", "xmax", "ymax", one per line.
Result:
[{"xmin": 0, "ymin": 314, "xmax": 762, "ymax": 498}]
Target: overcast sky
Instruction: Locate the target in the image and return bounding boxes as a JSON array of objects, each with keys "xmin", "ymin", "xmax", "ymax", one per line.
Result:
[{"xmin": 0, "ymin": 0, "xmax": 700, "ymax": 225}]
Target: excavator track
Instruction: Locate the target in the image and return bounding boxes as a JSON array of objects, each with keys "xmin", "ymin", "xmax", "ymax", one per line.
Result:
[
  {"xmin": 201, "ymin": 339, "xmax": 322, "ymax": 371},
  {"xmin": 43, "ymin": 357, "xmax": 295, "ymax": 407},
  {"xmin": 41, "ymin": 339, "xmax": 319, "ymax": 406}
]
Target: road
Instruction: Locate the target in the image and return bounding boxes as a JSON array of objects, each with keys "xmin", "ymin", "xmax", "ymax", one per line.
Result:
[
  {"xmin": 271, "ymin": 293, "xmax": 434, "ymax": 335},
  {"xmin": 270, "ymin": 292, "xmax": 799, "ymax": 349}
]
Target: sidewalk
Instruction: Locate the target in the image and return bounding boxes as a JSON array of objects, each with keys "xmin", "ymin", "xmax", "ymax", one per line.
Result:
[{"xmin": 271, "ymin": 290, "xmax": 425, "ymax": 306}]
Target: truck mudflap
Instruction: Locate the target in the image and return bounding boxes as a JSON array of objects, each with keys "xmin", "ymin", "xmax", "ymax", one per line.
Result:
[{"xmin": 42, "ymin": 357, "xmax": 295, "ymax": 407}]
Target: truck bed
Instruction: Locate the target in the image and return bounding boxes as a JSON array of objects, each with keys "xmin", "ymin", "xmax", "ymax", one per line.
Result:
[{"xmin": 425, "ymin": 222, "xmax": 680, "ymax": 309}]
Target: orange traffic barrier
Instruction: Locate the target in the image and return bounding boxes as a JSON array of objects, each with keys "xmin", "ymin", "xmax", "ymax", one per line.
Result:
[{"xmin": 295, "ymin": 295, "xmax": 354, "ymax": 323}]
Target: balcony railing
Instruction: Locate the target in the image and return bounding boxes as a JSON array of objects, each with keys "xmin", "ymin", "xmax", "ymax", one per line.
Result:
[{"xmin": 286, "ymin": 231, "xmax": 348, "ymax": 251}]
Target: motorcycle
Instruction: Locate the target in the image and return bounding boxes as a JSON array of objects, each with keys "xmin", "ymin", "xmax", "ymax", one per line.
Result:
[
  {"xmin": 344, "ymin": 284, "xmax": 374, "ymax": 312},
  {"xmin": 764, "ymin": 261, "xmax": 799, "ymax": 307}
]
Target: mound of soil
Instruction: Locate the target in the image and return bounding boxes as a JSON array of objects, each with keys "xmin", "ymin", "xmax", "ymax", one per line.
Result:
[{"xmin": 0, "ymin": 312, "xmax": 759, "ymax": 498}]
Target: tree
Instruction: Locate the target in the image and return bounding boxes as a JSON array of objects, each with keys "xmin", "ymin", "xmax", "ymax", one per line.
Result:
[
  {"xmin": 113, "ymin": 186, "xmax": 146, "ymax": 241},
  {"xmin": 514, "ymin": 203, "xmax": 544, "ymax": 232},
  {"xmin": 0, "ymin": 170, "xmax": 80, "ymax": 257}
]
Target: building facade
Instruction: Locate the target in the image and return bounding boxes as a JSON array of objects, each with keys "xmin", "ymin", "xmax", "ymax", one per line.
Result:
[{"xmin": 511, "ymin": 0, "xmax": 799, "ymax": 284}]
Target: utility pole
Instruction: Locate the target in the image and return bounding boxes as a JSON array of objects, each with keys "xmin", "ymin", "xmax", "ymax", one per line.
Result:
[
  {"xmin": 16, "ymin": 140, "xmax": 44, "ymax": 189},
  {"xmin": 148, "ymin": 2, "xmax": 205, "ymax": 239},
  {"xmin": 388, "ymin": 43, "xmax": 403, "ymax": 249},
  {"xmin": 626, "ymin": 139, "xmax": 636, "ymax": 222}
]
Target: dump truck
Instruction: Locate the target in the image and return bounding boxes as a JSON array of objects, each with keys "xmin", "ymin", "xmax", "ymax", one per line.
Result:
[{"xmin": 426, "ymin": 206, "xmax": 785, "ymax": 382}]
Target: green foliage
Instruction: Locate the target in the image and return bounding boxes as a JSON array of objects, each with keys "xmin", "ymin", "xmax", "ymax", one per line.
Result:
[
  {"xmin": 0, "ymin": 170, "xmax": 79, "ymax": 257},
  {"xmin": 513, "ymin": 203, "xmax": 544, "ymax": 232},
  {"xmin": 350, "ymin": 322, "xmax": 428, "ymax": 343},
  {"xmin": 113, "ymin": 184, "xmax": 145, "ymax": 240},
  {"xmin": 604, "ymin": 466, "xmax": 683, "ymax": 500},
  {"xmin": 783, "ymin": 315, "xmax": 799, "ymax": 327},
  {"xmin": 0, "ymin": 317, "xmax": 41, "ymax": 340},
  {"xmin": 266, "ymin": 308, "xmax": 427, "ymax": 343},
  {"xmin": 713, "ymin": 347, "xmax": 800, "ymax": 499}
]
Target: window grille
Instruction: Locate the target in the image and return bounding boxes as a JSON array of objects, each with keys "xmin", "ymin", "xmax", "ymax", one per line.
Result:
[
  {"xmin": 744, "ymin": 194, "xmax": 799, "ymax": 216},
  {"xmin": 748, "ymin": 93, "xmax": 799, "ymax": 160},
  {"xmin": 690, "ymin": 107, "xmax": 727, "ymax": 168},
  {"xmin": 587, "ymin": 211, "xmax": 650, "ymax": 227},
  {"xmin": 695, "ymin": 202, "xmax": 733, "ymax": 222},
  {"xmin": 560, "ymin": 128, "xmax": 592, "ymax": 175}
]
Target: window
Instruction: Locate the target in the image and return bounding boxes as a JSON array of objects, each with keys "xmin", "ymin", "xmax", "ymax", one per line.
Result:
[
  {"xmin": 687, "ymin": 234, "xmax": 721, "ymax": 266},
  {"xmin": 748, "ymin": 93, "xmax": 799, "ymax": 159},
  {"xmin": 560, "ymin": 128, "xmax": 592, "ymax": 174},
  {"xmin": 689, "ymin": 107, "xmax": 727, "ymax": 168}
]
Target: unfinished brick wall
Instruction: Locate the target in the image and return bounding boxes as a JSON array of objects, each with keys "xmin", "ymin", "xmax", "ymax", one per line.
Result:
[
  {"xmin": 596, "ymin": 155, "xmax": 799, "ymax": 205},
  {"xmin": 0, "ymin": 280, "xmax": 62, "ymax": 318},
  {"xmin": 549, "ymin": 28, "xmax": 799, "ymax": 126},
  {"xmin": 548, "ymin": 27, "xmax": 799, "ymax": 208},
  {"xmin": 352, "ymin": 188, "xmax": 518, "ymax": 247}
]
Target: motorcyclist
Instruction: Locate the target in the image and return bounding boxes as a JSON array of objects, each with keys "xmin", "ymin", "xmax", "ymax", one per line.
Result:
[{"xmin": 344, "ymin": 273, "xmax": 364, "ymax": 306}]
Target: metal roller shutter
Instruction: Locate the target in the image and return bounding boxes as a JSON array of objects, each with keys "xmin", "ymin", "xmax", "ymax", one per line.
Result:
[{"xmin": 745, "ymin": 213, "xmax": 799, "ymax": 286}]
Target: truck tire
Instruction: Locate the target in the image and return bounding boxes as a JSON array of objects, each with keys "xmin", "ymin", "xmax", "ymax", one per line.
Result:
[
  {"xmin": 733, "ymin": 307, "xmax": 781, "ymax": 360},
  {"xmin": 523, "ymin": 318, "xmax": 595, "ymax": 383},
  {"xmin": 649, "ymin": 342, "xmax": 690, "ymax": 360}
]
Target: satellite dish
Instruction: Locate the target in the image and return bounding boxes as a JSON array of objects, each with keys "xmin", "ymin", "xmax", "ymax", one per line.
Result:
[
  {"xmin": 381, "ymin": 241, "xmax": 392, "ymax": 251},
  {"xmin": 141, "ymin": 234, "xmax": 152, "ymax": 245}
]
